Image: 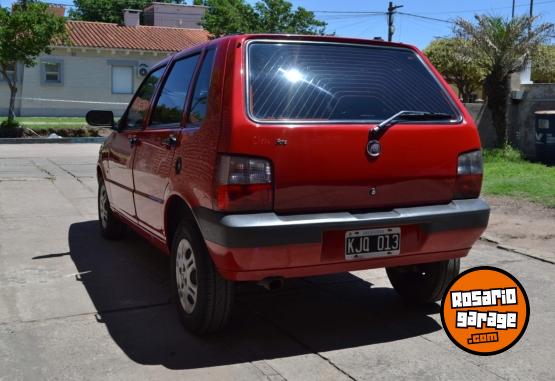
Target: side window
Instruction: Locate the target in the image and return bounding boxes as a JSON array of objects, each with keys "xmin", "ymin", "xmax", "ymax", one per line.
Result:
[
  {"xmin": 150, "ymin": 54, "xmax": 199, "ymax": 128},
  {"xmin": 124, "ymin": 67, "xmax": 165, "ymax": 130},
  {"xmin": 188, "ymin": 49, "xmax": 216, "ymax": 128}
]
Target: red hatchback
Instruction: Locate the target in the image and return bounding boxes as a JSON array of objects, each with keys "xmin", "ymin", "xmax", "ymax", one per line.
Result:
[{"xmin": 88, "ymin": 34, "xmax": 490, "ymax": 334}]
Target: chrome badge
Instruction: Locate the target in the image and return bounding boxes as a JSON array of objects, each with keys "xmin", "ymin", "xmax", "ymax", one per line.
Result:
[{"xmin": 367, "ymin": 140, "xmax": 381, "ymax": 157}]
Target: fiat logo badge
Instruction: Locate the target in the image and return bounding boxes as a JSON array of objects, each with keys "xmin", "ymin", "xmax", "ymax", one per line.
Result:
[{"xmin": 367, "ymin": 140, "xmax": 381, "ymax": 157}]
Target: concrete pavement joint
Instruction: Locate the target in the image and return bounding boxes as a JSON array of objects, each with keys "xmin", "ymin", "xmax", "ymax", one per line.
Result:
[
  {"xmin": 46, "ymin": 158, "xmax": 96, "ymax": 193},
  {"xmin": 29, "ymin": 159, "xmax": 56, "ymax": 180},
  {"xmin": 249, "ymin": 360, "xmax": 287, "ymax": 381},
  {"xmin": 300, "ymin": 277, "xmax": 511, "ymax": 380},
  {"xmin": 480, "ymin": 236, "xmax": 555, "ymax": 265},
  {"xmin": 0, "ymin": 178, "xmax": 52, "ymax": 182},
  {"xmin": 237, "ymin": 299, "xmax": 357, "ymax": 381},
  {"xmin": 417, "ymin": 335, "xmax": 509, "ymax": 381},
  {"xmin": 0, "ymin": 301, "xmax": 171, "ymax": 327}
]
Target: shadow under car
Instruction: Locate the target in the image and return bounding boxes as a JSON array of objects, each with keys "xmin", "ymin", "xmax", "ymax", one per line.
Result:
[{"xmin": 50, "ymin": 220, "xmax": 442, "ymax": 370}]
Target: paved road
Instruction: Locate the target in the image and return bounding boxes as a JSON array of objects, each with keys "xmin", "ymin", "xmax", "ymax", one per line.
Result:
[{"xmin": 0, "ymin": 144, "xmax": 553, "ymax": 381}]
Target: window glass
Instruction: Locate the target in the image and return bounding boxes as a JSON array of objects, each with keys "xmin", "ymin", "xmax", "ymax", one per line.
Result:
[
  {"xmin": 247, "ymin": 42, "xmax": 458, "ymax": 122},
  {"xmin": 150, "ymin": 54, "xmax": 199, "ymax": 127},
  {"xmin": 188, "ymin": 49, "xmax": 216, "ymax": 127},
  {"xmin": 42, "ymin": 61, "xmax": 62, "ymax": 84},
  {"xmin": 124, "ymin": 67, "xmax": 165, "ymax": 130},
  {"xmin": 112, "ymin": 66, "xmax": 133, "ymax": 94},
  {"xmin": 45, "ymin": 63, "xmax": 60, "ymax": 82}
]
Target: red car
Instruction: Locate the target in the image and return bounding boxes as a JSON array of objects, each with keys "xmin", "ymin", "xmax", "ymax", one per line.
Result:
[{"xmin": 87, "ymin": 34, "xmax": 490, "ymax": 334}]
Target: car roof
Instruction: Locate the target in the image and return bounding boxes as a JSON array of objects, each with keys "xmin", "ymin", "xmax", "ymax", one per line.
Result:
[
  {"xmin": 148, "ymin": 33, "xmax": 421, "ymax": 73},
  {"xmin": 231, "ymin": 34, "xmax": 418, "ymax": 51}
]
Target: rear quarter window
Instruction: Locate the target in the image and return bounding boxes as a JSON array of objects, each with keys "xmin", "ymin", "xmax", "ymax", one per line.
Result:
[{"xmin": 246, "ymin": 41, "xmax": 459, "ymax": 123}]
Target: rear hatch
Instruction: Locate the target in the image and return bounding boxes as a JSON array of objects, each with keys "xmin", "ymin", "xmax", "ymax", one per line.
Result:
[{"xmin": 243, "ymin": 39, "xmax": 475, "ymax": 214}]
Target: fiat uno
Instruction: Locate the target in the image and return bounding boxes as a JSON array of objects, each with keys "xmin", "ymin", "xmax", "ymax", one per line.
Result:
[{"xmin": 87, "ymin": 34, "xmax": 490, "ymax": 334}]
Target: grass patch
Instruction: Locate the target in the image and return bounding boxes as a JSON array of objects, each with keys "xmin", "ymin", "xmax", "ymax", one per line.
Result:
[
  {"xmin": 0, "ymin": 117, "xmax": 87, "ymax": 129},
  {"xmin": 483, "ymin": 147, "xmax": 555, "ymax": 207}
]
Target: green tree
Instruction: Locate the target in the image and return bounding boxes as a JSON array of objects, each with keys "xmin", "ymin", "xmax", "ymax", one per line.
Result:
[
  {"xmin": 201, "ymin": 0, "xmax": 256, "ymax": 36},
  {"xmin": 202, "ymin": 0, "xmax": 326, "ymax": 37},
  {"xmin": 424, "ymin": 38, "xmax": 485, "ymax": 103},
  {"xmin": 70, "ymin": 0, "xmax": 185, "ymax": 24},
  {"xmin": 532, "ymin": 45, "xmax": 555, "ymax": 83},
  {"xmin": 253, "ymin": 0, "xmax": 326, "ymax": 35},
  {"xmin": 455, "ymin": 15, "xmax": 554, "ymax": 147},
  {"xmin": 0, "ymin": 1, "xmax": 66, "ymax": 124}
]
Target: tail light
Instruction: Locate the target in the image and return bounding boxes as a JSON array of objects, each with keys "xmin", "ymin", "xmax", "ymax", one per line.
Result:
[
  {"xmin": 454, "ymin": 150, "xmax": 483, "ymax": 199},
  {"xmin": 215, "ymin": 155, "xmax": 273, "ymax": 212}
]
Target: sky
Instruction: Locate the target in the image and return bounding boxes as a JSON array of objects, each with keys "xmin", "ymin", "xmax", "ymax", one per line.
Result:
[
  {"xmin": 1, "ymin": 0, "xmax": 553, "ymax": 49},
  {"xmin": 279, "ymin": 0, "xmax": 555, "ymax": 48}
]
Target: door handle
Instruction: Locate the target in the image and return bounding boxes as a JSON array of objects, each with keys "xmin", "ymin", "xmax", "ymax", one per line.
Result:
[
  {"xmin": 162, "ymin": 135, "xmax": 178, "ymax": 149},
  {"xmin": 128, "ymin": 136, "xmax": 140, "ymax": 146}
]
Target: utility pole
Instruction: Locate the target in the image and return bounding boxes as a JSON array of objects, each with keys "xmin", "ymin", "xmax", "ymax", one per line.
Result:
[
  {"xmin": 512, "ymin": 0, "xmax": 515, "ymax": 18},
  {"xmin": 529, "ymin": 0, "xmax": 534, "ymax": 33},
  {"xmin": 529, "ymin": 0, "xmax": 534, "ymax": 17},
  {"xmin": 387, "ymin": 2, "xmax": 404, "ymax": 42}
]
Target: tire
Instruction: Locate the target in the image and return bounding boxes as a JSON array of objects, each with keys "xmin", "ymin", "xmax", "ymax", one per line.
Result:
[
  {"xmin": 98, "ymin": 178, "xmax": 124, "ymax": 240},
  {"xmin": 386, "ymin": 258, "xmax": 460, "ymax": 304},
  {"xmin": 171, "ymin": 220, "xmax": 234, "ymax": 334}
]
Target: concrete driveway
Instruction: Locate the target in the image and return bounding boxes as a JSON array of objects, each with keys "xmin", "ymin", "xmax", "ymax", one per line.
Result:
[{"xmin": 0, "ymin": 144, "xmax": 553, "ymax": 380}]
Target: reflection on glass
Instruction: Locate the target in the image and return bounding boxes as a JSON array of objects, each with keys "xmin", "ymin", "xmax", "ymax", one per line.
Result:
[{"xmin": 279, "ymin": 68, "xmax": 304, "ymax": 83}]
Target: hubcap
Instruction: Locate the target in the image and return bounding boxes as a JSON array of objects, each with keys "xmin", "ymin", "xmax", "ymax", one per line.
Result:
[
  {"xmin": 175, "ymin": 239, "xmax": 198, "ymax": 314},
  {"xmin": 99, "ymin": 184, "xmax": 109, "ymax": 228}
]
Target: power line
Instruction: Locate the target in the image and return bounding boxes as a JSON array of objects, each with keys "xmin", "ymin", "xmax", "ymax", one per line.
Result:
[
  {"xmin": 417, "ymin": 0, "xmax": 555, "ymax": 15},
  {"xmin": 313, "ymin": 10, "xmax": 386, "ymax": 15},
  {"xmin": 398, "ymin": 12, "xmax": 454, "ymax": 24}
]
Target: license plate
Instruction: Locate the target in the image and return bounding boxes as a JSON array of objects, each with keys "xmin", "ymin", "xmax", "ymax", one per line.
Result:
[{"xmin": 345, "ymin": 228, "xmax": 401, "ymax": 260}]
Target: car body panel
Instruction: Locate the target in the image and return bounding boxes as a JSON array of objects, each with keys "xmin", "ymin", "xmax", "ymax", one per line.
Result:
[
  {"xmin": 133, "ymin": 128, "xmax": 180, "ymax": 235},
  {"xmin": 96, "ymin": 34, "xmax": 489, "ymax": 282},
  {"xmin": 105, "ymin": 131, "xmax": 138, "ymax": 219}
]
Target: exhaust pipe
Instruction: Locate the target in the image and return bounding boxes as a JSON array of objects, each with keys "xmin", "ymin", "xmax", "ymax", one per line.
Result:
[{"xmin": 258, "ymin": 277, "xmax": 284, "ymax": 291}]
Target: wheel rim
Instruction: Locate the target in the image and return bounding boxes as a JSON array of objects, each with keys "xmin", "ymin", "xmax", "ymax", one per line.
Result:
[
  {"xmin": 175, "ymin": 238, "xmax": 198, "ymax": 314},
  {"xmin": 99, "ymin": 184, "xmax": 109, "ymax": 228}
]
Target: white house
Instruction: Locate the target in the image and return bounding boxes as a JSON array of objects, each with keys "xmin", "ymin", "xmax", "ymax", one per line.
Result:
[{"xmin": 0, "ymin": 3, "xmax": 209, "ymax": 117}]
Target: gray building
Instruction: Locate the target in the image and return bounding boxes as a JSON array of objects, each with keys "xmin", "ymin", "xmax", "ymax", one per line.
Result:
[
  {"xmin": 143, "ymin": 2, "xmax": 207, "ymax": 29},
  {"xmin": 0, "ymin": 4, "xmax": 209, "ymax": 117}
]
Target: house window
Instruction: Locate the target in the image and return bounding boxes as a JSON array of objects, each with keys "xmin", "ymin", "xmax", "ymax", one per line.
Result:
[
  {"xmin": 112, "ymin": 66, "xmax": 134, "ymax": 94},
  {"xmin": 41, "ymin": 60, "xmax": 63, "ymax": 84}
]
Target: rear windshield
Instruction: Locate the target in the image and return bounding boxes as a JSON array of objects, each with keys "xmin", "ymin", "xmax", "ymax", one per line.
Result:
[{"xmin": 247, "ymin": 41, "xmax": 459, "ymax": 122}]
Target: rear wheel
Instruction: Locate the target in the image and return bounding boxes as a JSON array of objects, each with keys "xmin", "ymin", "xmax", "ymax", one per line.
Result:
[
  {"xmin": 386, "ymin": 258, "xmax": 460, "ymax": 304},
  {"xmin": 171, "ymin": 221, "xmax": 234, "ymax": 334},
  {"xmin": 98, "ymin": 178, "xmax": 124, "ymax": 239}
]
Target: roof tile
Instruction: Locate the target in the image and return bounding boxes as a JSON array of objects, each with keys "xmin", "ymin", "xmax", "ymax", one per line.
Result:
[{"xmin": 62, "ymin": 20, "xmax": 210, "ymax": 52}]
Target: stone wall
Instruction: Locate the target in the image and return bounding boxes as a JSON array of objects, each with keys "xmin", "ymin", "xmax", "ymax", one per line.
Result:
[
  {"xmin": 466, "ymin": 83, "xmax": 555, "ymax": 158},
  {"xmin": 509, "ymin": 84, "xmax": 555, "ymax": 158},
  {"xmin": 464, "ymin": 102, "xmax": 497, "ymax": 148}
]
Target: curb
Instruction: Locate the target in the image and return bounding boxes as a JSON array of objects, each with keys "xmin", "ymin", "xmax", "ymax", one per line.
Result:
[{"xmin": 0, "ymin": 137, "xmax": 105, "ymax": 144}]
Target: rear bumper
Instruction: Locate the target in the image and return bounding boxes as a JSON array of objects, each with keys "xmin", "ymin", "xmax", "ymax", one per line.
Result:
[{"xmin": 195, "ymin": 199, "xmax": 490, "ymax": 281}]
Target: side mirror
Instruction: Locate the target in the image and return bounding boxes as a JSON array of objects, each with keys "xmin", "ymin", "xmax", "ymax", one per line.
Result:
[{"xmin": 86, "ymin": 110, "xmax": 115, "ymax": 128}]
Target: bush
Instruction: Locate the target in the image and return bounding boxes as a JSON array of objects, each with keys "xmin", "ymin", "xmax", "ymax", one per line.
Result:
[
  {"xmin": 1, "ymin": 119, "xmax": 21, "ymax": 128},
  {"xmin": 483, "ymin": 146, "xmax": 523, "ymax": 163},
  {"xmin": 0, "ymin": 120, "xmax": 24, "ymax": 137},
  {"xmin": 38, "ymin": 127, "xmax": 100, "ymax": 137}
]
